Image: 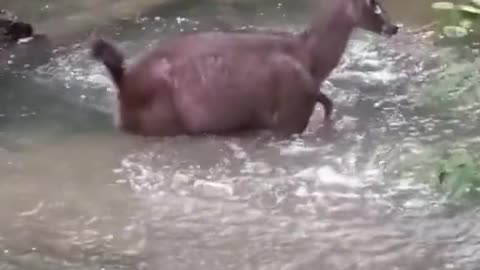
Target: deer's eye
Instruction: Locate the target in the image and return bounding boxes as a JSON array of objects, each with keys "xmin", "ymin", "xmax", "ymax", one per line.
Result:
[{"xmin": 366, "ymin": 0, "xmax": 375, "ymax": 7}]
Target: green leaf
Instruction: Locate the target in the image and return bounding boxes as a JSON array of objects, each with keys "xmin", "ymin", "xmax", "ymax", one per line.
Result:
[
  {"xmin": 460, "ymin": 19, "xmax": 474, "ymax": 29},
  {"xmin": 442, "ymin": 25, "xmax": 469, "ymax": 38},
  {"xmin": 470, "ymin": 0, "xmax": 480, "ymax": 7},
  {"xmin": 457, "ymin": 4, "xmax": 480, "ymax": 14},
  {"xmin": 432, "ymin": 1, "xmax": 456, "ymax": 10}
]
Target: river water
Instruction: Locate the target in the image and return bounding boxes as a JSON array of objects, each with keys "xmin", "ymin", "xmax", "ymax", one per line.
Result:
[{"xmin": 1, "ymin": 0, "xmax": 480, "ymax": 270}]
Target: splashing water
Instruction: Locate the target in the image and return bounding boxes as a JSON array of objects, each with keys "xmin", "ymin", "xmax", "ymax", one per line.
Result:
[{"xmin": 1, "ymin": 1, "xmax": 480, "ymax": 270}]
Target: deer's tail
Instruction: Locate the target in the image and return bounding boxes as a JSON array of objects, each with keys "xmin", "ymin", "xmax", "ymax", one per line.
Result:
[{"xmin": 91, "ymin": 38, "xmax": 125, "ymax": 87}]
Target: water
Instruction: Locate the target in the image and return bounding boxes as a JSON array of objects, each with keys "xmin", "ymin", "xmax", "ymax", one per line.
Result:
[{"xmin": 2, "ymin": 1, "xmax": 480, "ymax": 269}]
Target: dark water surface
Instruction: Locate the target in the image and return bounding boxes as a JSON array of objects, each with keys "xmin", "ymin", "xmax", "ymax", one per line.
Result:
[{"xmin": 1, "ymin": 1, "xmax": 480, "ymax": 270}]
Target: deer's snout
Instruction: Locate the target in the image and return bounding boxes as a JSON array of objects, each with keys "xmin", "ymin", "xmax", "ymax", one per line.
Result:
[{"xmin": 382, "ymin": 24, "xmax": 399, "ymax": 37}]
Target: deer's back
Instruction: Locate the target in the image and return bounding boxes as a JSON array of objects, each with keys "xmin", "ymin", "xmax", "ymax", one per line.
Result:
[{"xmin": 150, "ymin": 31, "xmax": 306, "ymax": 63}]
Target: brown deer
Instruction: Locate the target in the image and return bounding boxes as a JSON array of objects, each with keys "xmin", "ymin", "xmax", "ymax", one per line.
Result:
[{"xmin": 91, "ymin": 0, "xmax": 398, "ymax": 137}]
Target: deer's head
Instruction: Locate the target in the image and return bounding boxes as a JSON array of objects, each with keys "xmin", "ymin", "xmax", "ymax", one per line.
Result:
[{"xmin": 346, "ymin": 0, "xmax": 399, "ymax": 36}]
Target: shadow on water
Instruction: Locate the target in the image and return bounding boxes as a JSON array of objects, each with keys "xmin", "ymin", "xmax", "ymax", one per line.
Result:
[{"xmin": 1, "ymin": 1, "xmax": 480, "ymax": 270}]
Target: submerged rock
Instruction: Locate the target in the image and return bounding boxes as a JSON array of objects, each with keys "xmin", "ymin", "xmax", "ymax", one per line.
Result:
[
  {"xmin": 0, "ymin": 33, "xmax": 53, "ymax": 71},
  {"xmin": 0, "ymin": 12, "xmax": 53, "ymax": 72}
]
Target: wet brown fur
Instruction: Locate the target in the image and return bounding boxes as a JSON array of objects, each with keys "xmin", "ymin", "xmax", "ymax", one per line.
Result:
[{"xmin": 92, "ymin": 0, "xmax": 398, "ymax": 137}]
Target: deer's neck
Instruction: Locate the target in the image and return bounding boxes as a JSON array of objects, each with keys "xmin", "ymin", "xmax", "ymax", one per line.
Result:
[{"xmin": 300, "ymin": 10, "xmax": 355, "ymax": 84}]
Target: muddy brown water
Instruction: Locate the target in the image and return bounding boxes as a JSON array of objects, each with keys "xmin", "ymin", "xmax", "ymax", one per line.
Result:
[{"xmin": 1, "ymin": 1, "xmax": 480, "ymax": 270}]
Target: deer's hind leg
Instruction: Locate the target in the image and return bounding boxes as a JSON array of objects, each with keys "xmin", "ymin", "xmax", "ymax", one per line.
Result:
[{"xmin": 270, "ymin": 78, "xmax": 317, "ymax": 136}]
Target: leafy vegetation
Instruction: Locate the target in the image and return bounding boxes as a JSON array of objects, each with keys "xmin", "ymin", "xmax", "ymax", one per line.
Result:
[
  {"xmin": 392, "ymin": 53, "xmax": 480, "ymax": 202},
  {"xmin": 383, "ymin": 141, "xmax": 480, "ymax": 201},
  {"xmin": 419, "ymin": 55, "xmax": 480, "ymax": 112},
  {"xmin": 408, "ymin": 5, "xmax": 480, "ymax": 201},
  {"xmin": 437, "ymin": 147, "xmax": 480, "ymax": 199},
  {"xmin": 431, "ymin": 0, "xmax": 480, "ymax": 44}
]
